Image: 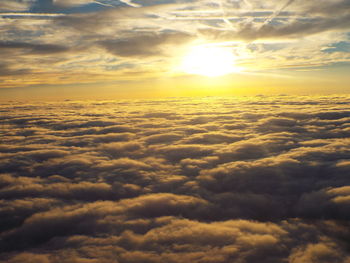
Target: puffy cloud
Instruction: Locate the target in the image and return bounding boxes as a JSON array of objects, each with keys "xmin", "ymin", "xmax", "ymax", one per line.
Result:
[
  {"xmin": 296, "ymin": 185, "xmax": 350, "ymax": 220},
  {"xmin": 1, "ymin": 96, "xmax": 350, "ymax": 262},
  {"xmin": 151, "ymin": 144, "xmax": 215, "ymax": 162},
  {"xmin": 99, "ymin": 142, "xmax": 144, "ymax": 158},
  {"xmin": 288, "ymin": 242, "xmax": 347, "ymax": 263},
  {"xmin": 182, "ymin": 132, "xmax": 242, "ymax": 145},
  {"xmin": 144, "ymin": 133, "xmax": 183, "ymax": 145}
]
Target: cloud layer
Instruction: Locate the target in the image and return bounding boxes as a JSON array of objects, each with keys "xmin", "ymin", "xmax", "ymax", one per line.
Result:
[{"xmin": 1, "ymin": 96, "xmax": 350, "ymax": 262}]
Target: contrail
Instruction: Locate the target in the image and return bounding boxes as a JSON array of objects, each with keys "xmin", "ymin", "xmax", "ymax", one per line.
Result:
[
  {"xmin": 280, "ymin": 0, "xmax": 296, "ymax": 12},
  {"xmin": 260, "ymin": 0, "xmax": 295, "ymax": 27},
  {"xmin": 93, "ymin": 0, "xmax": 141, "ymax": 8},
  {"xmin": 219, "ymin": 0, "xmax": 234, "ymax": 29},
  {"xmin": 219, "ymin": 0, "xmax": 254, "ymax": 30},
  {"xmin": 242, "ymin": 0, "xmax": 253, "ymax": 9},
  {"xmin": 93, "ymin": 1, "xmax": 114, "ymax": 7},
  {"xmin": 119, "ymin": 0, "xmax": 141, "ymax": 7}
]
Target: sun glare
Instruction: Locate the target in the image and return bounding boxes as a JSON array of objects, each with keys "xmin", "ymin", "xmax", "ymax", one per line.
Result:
[{"xmin": 181, "ymin": 45, "xmax": 240, "ymax": 77}]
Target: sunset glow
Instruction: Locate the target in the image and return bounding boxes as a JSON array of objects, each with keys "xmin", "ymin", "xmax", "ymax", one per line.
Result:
[
  {"xmin": 181, "ymin": 45, "xmax": 240, "ymax": 77},
  {"xmin": 1, "ymin": 1, "xmax": 350, "ymax": 263}
]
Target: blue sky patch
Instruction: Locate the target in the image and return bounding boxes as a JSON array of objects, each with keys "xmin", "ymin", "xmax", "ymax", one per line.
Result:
[{"xmin": 323, "ymin": 41, "xmax": 350, "ymax": 53}]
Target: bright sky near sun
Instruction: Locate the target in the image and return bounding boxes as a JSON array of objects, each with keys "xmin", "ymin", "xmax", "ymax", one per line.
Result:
[
  {"xmin": 0, "ymin": 0, "xmax": 350, "ymax": 99},
  {"xmin": 181, "ymin": 45, "xmax": 241, "ymax": 77}
]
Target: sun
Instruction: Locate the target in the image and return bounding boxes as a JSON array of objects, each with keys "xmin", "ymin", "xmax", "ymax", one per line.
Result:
[{"xmin": 181, "ymin": 45, "xmax": 240, "ymax": 77}]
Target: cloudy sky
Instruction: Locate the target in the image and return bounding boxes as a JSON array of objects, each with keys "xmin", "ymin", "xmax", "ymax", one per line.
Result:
[
  {"xmin": 1, "ymin": 2, "xmax": 350, "ymax": 262},
  {"xmin": 1, "ymin": 96, "xmax": 350, "ymax": 262},
  {"xmin": 0, "ymin": 0, "xmax": 350, "ymax": 99}
]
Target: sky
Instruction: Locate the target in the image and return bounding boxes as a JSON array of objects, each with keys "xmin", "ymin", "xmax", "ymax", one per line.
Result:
[
  {"xmin": 2, "ymin": 2, "xmax": 350, "ymax": 262},
  {"xmin": 1, "ymin": 96, "xmax": 350, "ymax": 262},
  {"xmin": 0, "ymin": 0, "xmax": 350, "ymax": 99}
]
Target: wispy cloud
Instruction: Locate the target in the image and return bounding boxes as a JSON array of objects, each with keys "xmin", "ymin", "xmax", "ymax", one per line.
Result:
[
  {"xmin": 0, "ymin": 0, "xmax": 349, "ymax": 90},
  {"xmin": 0, "ymin": 12, "xmax": 66, "ymax": 17}
]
